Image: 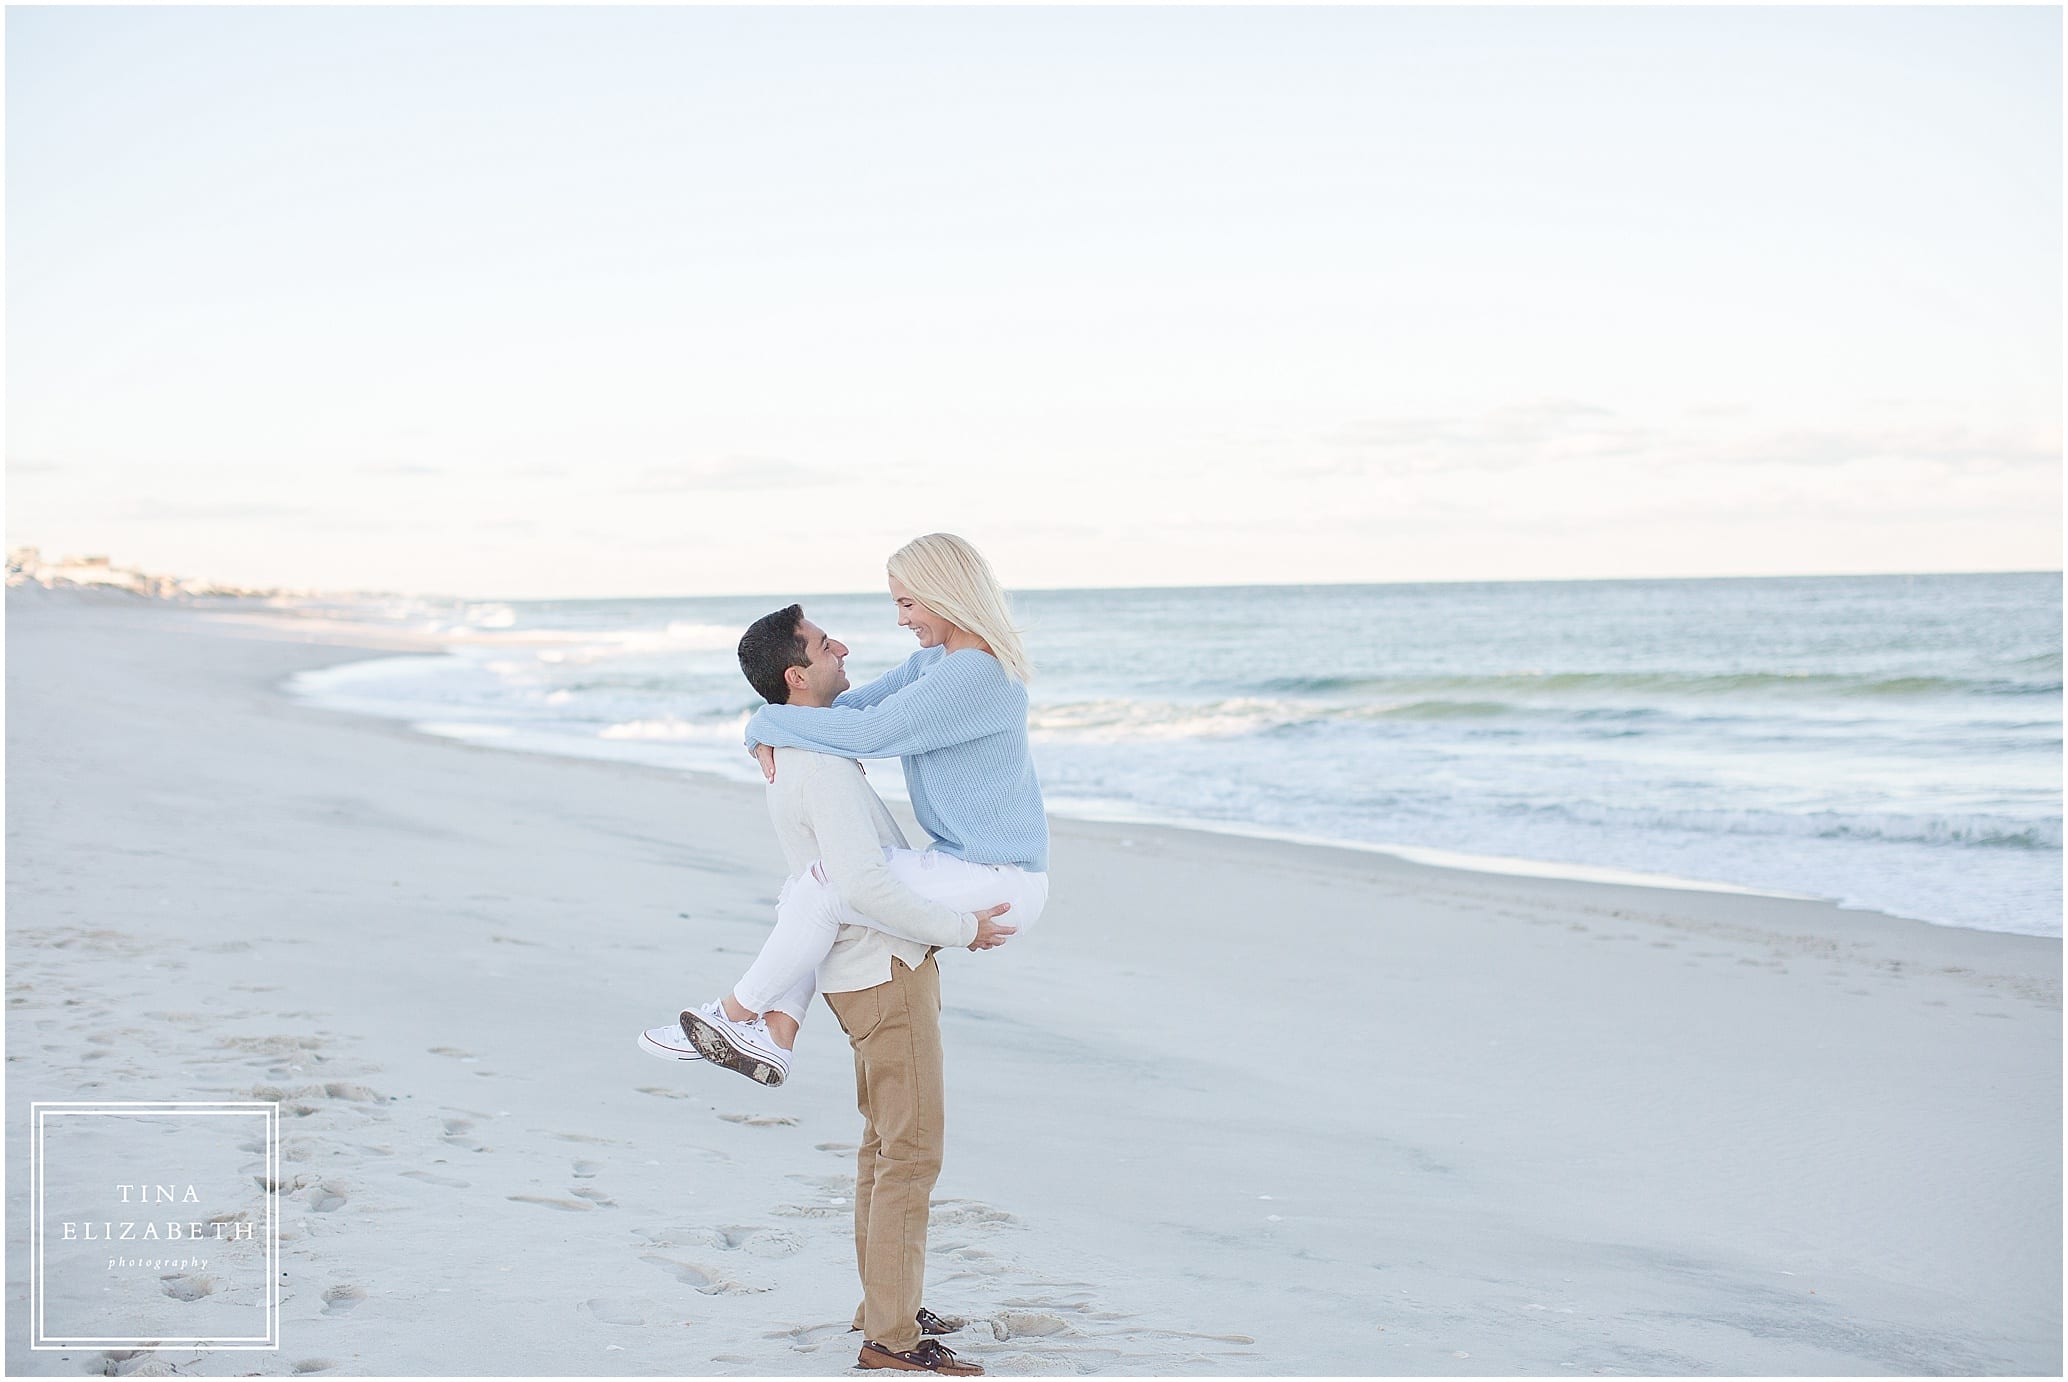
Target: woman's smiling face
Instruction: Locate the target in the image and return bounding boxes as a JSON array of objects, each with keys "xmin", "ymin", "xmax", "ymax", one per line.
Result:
[{"xmin": 889, "ymin": 576, "xmax": 954, "ymax": 648}]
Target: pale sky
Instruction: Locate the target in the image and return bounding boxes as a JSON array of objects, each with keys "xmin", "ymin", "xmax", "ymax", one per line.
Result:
[{"xmin": 6, "ymin": 5, "xmax": 2060, "ymax": 598}]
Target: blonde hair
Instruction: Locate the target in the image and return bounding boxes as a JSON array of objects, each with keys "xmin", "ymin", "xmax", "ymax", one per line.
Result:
[{"xmin": 887, "ymin": 533, "xmax": 1033, "ymax": 683}]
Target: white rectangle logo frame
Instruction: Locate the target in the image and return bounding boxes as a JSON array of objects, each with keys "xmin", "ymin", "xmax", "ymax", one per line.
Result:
[{"xmin": 29, "ymin": 1100, "xmax": 280, "ymax": 1351}]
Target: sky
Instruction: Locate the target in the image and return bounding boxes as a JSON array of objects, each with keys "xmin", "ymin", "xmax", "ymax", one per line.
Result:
[{"xmin": 5, "ymin": 5, "xmax": 2061, "ymax": 599}]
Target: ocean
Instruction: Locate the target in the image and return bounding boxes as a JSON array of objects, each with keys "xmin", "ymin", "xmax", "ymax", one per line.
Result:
[{"xmin": 283, "ymin": 572, "xmax": 2062, "ymax": 938}]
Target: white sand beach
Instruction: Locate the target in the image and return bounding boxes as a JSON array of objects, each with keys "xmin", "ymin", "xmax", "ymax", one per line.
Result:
[{"xmin": 4, "ymin": 584, "xmax": 2060, "ymax": 1377}]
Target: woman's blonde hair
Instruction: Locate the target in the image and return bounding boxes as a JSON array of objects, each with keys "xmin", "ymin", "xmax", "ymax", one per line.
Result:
[{"xmin": 887, "ymin": 533, "xmax": 1033, "ymax": 683}]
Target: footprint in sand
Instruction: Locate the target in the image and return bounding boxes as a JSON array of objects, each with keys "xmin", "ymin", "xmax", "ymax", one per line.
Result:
[
  {"xmin": 573, "ymin": 1187, "xmax": 617, "ymax": 1207},
  {"xmin": 440, "ymin": 1117, "xmax": 488, "ymax": 1152},
  {"xmin": 304, "ymin": 1182, "xmax": 349, "ymax": 1213},
  {"xmin": 291, "ymin": 1361, "xmax": 339, "ymax": 1374},
  {"xmin": 928, "ymin": 1199, "xmax": 1018, "ymax": 1229},
  {"xmin": 718, "ymin": 1112, "xmax": 797, "ymax": 1127},
  {"xmin": 429, "ymin": 1046, "xmax": 480, "ymax": 1064},
  {"xmin": 766, "ymin": 1320, "xmax": 854, "ymax": 1350},
  {"xmin": 639, "ymin": 1254, "xmax": 770, "ymax": 1296},
  {"xmin": 737, "ymin": 1227, "xmax": 804, "ymax": 1258},
  {"xmin": 321, "ymin": 1284, "xmax": 366, "ymax": 1316},
  {"xmin": 663, "ymin": 1225, "xmax": 803, "ymax": 1257},
  {"xmin": 321, "ymin": 1081, "xmax": 382, "ymax": 1103},
  {"xmin": 571, "ymin": 1159, "xmax": 602, "ymax": 1179},
  {"xmin": 987, "ymin": 1310, "xmax": 1073, "ymax": 1341},
  {"xmin": 814, "ymin": 1141, "xmax": 858, "ymax": 1154},
  {"xmin": 160, "ymin": 1275, "xmax": 215, "ymax": 1302},
  {"xmin": 400, "ymin": 1169, "xmax": 469, "ymax": 1188},
  {"xmin": 581, "ymin": 1297, "xmax": 650, "ymax": 1326},
  {"xmin": 509, "ymin": 1194, "xmax": 594, "ymax": 1212},
  {"xmin": 636, "ymin": 1085, "xmax": 691, "ymax": 1100}
]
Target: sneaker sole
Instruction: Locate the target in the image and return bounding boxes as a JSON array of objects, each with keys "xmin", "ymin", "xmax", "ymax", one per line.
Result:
[
  {"xmin": 637, "ymin": 1029, "xmax": 704, "ymax": 1062},
  {"xmin": 679, "ymin": 1009, "xmax": 788, "ymax": 1088}
]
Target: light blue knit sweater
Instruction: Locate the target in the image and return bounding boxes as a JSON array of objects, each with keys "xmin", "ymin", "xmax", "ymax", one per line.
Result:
[{"xmin": 743, "ymin": 646, "xmax": 1050, "ymax": 873}]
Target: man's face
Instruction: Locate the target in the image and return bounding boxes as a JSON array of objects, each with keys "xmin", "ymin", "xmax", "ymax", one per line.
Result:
[{"xmin": 791, "ymin": 618, "xmax": 850, "ymax": 704}]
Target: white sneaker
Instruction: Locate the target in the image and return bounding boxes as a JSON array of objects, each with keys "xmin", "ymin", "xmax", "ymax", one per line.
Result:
[
  {"xmin": 679, "ymin": 1000, "xmax": 792, "ymax": 1088},
  {"xmin": 638, "ymin": 1024, "xmax": 705, "ymax": 1062}
]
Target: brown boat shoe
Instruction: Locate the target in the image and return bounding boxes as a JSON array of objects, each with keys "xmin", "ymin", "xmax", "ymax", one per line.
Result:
[{"xmin": 857, "ymin": 1338, "xmax": 984, "ymax": 1375}]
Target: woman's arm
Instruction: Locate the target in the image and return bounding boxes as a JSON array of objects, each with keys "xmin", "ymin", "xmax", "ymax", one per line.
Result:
[
  {"xmin": 746, "ymin": 650, "xmax": 1020, "ymax": 758},
  {"xmin": 833, "ymin": 649, "xmax": 932, "ymax": 710}
]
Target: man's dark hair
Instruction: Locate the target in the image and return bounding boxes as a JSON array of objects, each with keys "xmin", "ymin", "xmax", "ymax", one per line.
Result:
[{"xmin": 738, "ymin": 604, "xmax": 810, "ymax": 705}]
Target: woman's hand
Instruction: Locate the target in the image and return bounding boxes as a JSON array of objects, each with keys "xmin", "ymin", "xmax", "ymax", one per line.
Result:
[
  {"xmin": 755, "ymin": 743, "xmax": 776, "ymax": 781},
  {"xmin": 968, "ymin": 902, "xmax": 1016, "ymax": 950}
]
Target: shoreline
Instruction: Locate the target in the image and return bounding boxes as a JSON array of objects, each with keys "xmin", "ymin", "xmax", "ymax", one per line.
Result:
[
  {"xmin": 232, "ymin": 589, "xmax": 2051, "ymax": 942},
  {"xmin": 238, "ymin": 588, "xmax": 2063, "ymax": 1002},
  {"xmin": 7, "ymin": 583, "xmax": 2060, "ymax": 1376}
]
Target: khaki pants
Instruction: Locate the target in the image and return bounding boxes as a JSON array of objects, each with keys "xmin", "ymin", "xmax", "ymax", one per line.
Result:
[{"xmin": 824, "ymin": 952, "xmax": 944, "ymax": 1354}]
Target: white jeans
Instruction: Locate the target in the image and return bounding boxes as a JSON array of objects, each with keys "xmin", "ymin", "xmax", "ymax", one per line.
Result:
[{"xmin": 737, "ymin": 849, "xmax": 1050, "ymax": 1023}]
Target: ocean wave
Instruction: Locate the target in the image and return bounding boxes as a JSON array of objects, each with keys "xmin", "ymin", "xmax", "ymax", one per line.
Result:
[
  {"xmin": 1029, "ymin": 695, "xmax": 1538, "ymax": 741},
  {"xmin": 598, "ymin": 715, "xmax": 746, "ymax": 743},
  {"xmin": 1525, "ymin": 801, "xmax": 2061, "ymax": 851},
  {"xmin": 424, "ymin": 619, "xmax": 746, "ymax": 656},
  {"xmin": 1254, "ymin": 670, "xmax": 2060, "ymax": 699},
  {"xmin": 595, "ymin": 621, "xmax": 743, "ymax": 653},
  {"xmin": 1358, "ymin": 699, "xmax": 1510, "ymax": 720},
  {"xmin": 460, "ymin": 602, "xmax": 516, "ymax": 629},
  {"xmin": 1029, "ymin": 697, "xmax": 1303, "ymax": 742}
]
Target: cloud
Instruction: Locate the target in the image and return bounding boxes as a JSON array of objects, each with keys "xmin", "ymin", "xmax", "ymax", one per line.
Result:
[
  {"xmin": 619, "ymin": 457, "xmax": 827, "ymax": 493},
  {"xmin": 1294, "ymin": 401, "xmax": 2060, "ymax": 480},
  {"xmin": 355, "ymin": 462, "xmax": 445, "ymax": 477},
  {"xmin": 1726, "ymin": 424, "xmax": 2059, "ymax": 472},
  {"xmin": 115, "ymin": 498, "xmax": 310, "ymax": 521},
  {"xmin": 1302, "ymin": 398, "xmax": 1650, "ymax": 477},
  {"xmin": 109, "ymin": 499, "xmax": 437, "ymax": 535}
]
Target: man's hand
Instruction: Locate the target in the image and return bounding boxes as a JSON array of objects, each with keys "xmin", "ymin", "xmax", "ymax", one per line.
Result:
[
  {"xmin": 755, "ymin": 743, "xmax": 776, "ymax": 782},
  {"xmin": 968, "ymin": 902, "xmax": 1016, "ymax": 951}
]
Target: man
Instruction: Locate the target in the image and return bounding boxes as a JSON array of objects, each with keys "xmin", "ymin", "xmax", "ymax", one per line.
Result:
[{"xmin": 646, "ymin": 604, "xmax": 1007, "ymax": 1375}]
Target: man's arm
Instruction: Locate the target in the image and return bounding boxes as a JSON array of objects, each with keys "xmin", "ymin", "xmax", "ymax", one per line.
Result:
[{"xmin": 797, "ymin": 754, "xmax": 981, "ymax": 950}]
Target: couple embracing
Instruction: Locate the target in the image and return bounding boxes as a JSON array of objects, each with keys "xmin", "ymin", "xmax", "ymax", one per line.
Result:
[{"xmin": 639, "ymin": 532, "xmax": 1048, "ymax": 1377}]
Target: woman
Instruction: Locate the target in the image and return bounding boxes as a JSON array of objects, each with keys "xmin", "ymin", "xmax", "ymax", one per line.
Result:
[{"xmin": 673, "ymin": 532, "xmax": 1050, "ymax": 1085}]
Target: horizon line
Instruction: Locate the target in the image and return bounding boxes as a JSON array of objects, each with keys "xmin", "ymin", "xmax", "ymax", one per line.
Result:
[{"xmin": 312, "ymin": 566, "xmax": 2068, "ymax": 605}]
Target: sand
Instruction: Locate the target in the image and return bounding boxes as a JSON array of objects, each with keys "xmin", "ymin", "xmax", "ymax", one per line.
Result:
[{"xmin": 4, "ymin": 584, "xmax": 2060, "ymax": 1376}]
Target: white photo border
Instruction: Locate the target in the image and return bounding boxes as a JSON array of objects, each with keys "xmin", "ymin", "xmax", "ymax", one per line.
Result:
[{"xmin": 29, "ymin": 1100, "xmax": 280, "ymax": 1351}]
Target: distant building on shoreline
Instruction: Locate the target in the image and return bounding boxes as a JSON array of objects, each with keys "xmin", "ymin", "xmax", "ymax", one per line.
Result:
[{"xmin": 5, "ymin": 547, "xmax": 277, "ymax": 599}]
